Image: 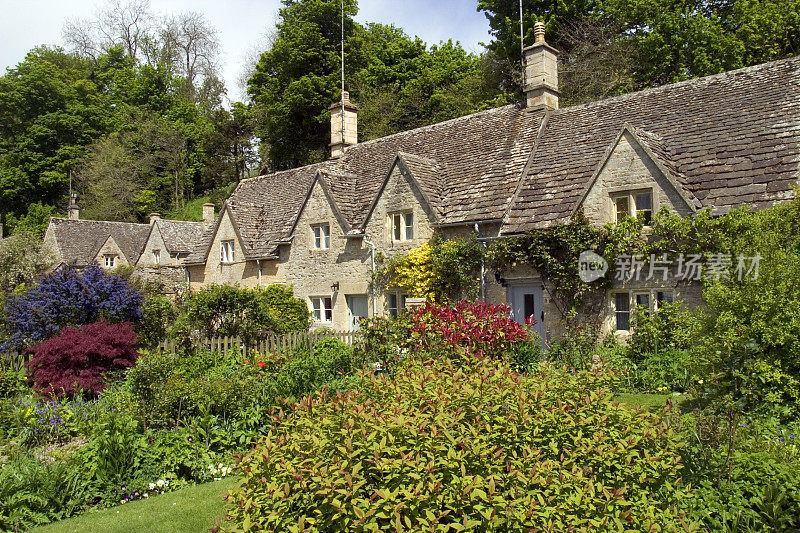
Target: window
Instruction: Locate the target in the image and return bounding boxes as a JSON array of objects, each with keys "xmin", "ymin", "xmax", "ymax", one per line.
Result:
[
  {"xmin": 311, "ymin": 297, "xmax": 333, "ymax": 322},
  {"xmin": 614, "ymin": 292, "xmax": 630, "ymax": 331},
  {"xmin": 634, "ymin": 292, "xmax": 651, "ymax": 310},
  {"xmin": 220, "ymin": 240, "xmax": 235, "ymax": 263},
  {"xmin": 635, "ymin": 192, "xmax": 653, "ymax": 225},
  {"xmin": 614, "ymin": 196, "xmax": 630, "ymax": 223},
  {"xmin": 313, "ymin": 224, "xmax": 330, "ymax": 249},
  {"xmin": 387, "ymin": 293, "xmax": 407, "ymax": 318},
  {"xmin": 104, "ymin": 255, "xmax": 116, "ymax": 268},
  {"xmin": 391, "ymin": 212, "xmax": 413, "ymax": 242},
  {"xmin": 656, "ymin": 290, "xmax": 674, "ymax": 308},
  {"xmin": 153, "ymin": 249, "xmax": 161, "ymax": 265},
  {"xmin": 614, "ymin": 289, "xmax": 676, "ymax": 331},
  {"xmin": 613, "ymin": 190, "xmax": 653, "ymax": 225}
]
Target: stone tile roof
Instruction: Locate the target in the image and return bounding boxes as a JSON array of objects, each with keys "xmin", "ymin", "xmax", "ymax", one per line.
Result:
[
  {"xmin": 186, "ymin": 56, "xmax": 800, "ymax": 261},
  {"xmin": 47, "ymin": 218, "xmax": 151, "ymax": 266},
  {"xmin": 154, "ymin": 219, "xmax": 204, "ymax": 254},
  {"xmin": 505, "ymin": 57, "xmax": 800, "ymax": 232}
]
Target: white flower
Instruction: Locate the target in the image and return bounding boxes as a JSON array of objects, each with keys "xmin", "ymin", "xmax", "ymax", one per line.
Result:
[
  {"xmin": 156, "ymin": 479, "xmax": 165, "ymax": 488},
  {"xmin": 148, "ymin": 483, "xmax": 155, "ymax": 490}
]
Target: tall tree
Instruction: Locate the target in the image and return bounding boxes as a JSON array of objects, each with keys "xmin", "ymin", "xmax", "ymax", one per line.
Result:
[
  {"xmin": 248, "ymin": 0, "xmax": 504, "ymax": 170},
  {"xmin": 478, "ymin": 0, "xmax": 800, "ymax": 103}
]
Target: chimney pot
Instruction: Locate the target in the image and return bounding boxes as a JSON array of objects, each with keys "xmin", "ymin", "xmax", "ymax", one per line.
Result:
[
  {"xmin": 149, "ymin": 213, "xmax": 161, "ymax": 224},
  {"xmin": 202, "ymin": 203, "xmax": 215, "ymax": 231},
  {"xmin": 534, "ymin": 21, "xmax": 546, "ymax": 43}
]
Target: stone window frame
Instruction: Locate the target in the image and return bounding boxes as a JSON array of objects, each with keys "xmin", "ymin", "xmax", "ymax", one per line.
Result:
[
  {"xmin": 389, "ymin": 211, "xmax": 414, "ymax": 242},
  {"xmin": 612, "ymin": 289, "xmax": 675, "ymax": 331},
  {"xmin": 220, "ymin": 240, "xmax": 236, "ymax": 264},
  {"xmin": 312, "ymin": 223, "xmax": 331, "ymax": 250},
  {"xmin": 311, "ymin": 296, "xmax": 333, "ymax": 323},
  {"xmin": 387, "ymin": 292, "xmax": 407, "ymax": 318},
  {"xmin": 610, "ymin": 188, "xmax": 654, "ymax": 226},
  {"xmin": 103, "ymin": 254, "xmax": 116, "ymax": 268}
]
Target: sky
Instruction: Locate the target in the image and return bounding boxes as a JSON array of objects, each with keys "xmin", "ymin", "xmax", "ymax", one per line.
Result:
[{"xmin": 0, "ymin": 0, "xmax": 493, "ymax": 103}]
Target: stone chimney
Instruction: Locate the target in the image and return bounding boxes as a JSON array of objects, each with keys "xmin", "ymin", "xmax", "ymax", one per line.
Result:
[
  {"xmin": 329, "ymin": 91, "xmax": 358, "ymax": 158},
  {"xmin": 202, "ymin": 203, "xmax": 215, "ymax": 231},
  {"xmin": 523, "ymin": 21, "xmax": 559, "ymax": 110},
  {"xmin": 68, "ymin": 193, "xmax": 80, "ymax": 220},
  {"xmin": 149, "ymin": 213, "xmax": 161, "ymax": 224}
]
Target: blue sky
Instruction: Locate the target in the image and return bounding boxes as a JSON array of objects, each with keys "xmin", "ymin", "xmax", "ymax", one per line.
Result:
[{"xmin": 0, "ymin": 0, "xmax": 492, "ymax": 102}]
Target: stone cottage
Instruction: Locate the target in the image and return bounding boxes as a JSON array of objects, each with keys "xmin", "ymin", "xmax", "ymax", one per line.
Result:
[
  {"xmin": 181, "ymin": 26, "xmax": 799, "ymax": 343},
  {"xmin": 43, "ymin": 199, "xmax": 207, "ymax": 292}
]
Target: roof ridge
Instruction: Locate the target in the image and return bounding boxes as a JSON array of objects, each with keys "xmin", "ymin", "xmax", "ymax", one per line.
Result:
[
  {"xmin": 556, "ymin": 55, "xmax": 800, "ymax": 115},
  {"xmin": 52, "ymin": 217, "xmax": 150, "ymax": 227}
]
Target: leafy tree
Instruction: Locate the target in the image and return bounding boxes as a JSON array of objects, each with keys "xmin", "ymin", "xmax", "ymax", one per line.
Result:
[
  {"xmin": 0, "ymin": 233, "xmax": 53, "ymax": 294},
  {"xmin": 478, "ymin": 0, "xmax": 800, "ymax": 103},
  {"xmin": 25, "ymin": 320, "xmax": 139, "ymax": 398},
  {"xmin": 248, "ymin": 0, "xmax": 503, "ymax": 169},
  {"xmin": 0, "ymin": 48, "xmax": 109, "ymax": 220},
  {"xmin": 6, "ymin": 203, "xmax": 58, "ymax": 238},
  {"xmin": 2, "ymin": 263, "xmax": 143, "ymax": 351}
]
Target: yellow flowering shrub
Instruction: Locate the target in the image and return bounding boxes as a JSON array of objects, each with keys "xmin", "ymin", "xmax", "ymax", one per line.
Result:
[{"xmin": 390, "ymin": 243, "xmax": 436, "ymax": 300}]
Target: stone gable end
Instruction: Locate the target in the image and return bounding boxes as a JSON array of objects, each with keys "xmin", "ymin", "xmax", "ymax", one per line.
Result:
[
  {"xmin": 581, "ymin": 130, "xmax": 695, "ymax": 224},
  {"xmin": 94, "ymin": 235, "xmax": 129, "ymax": 268},
  {"xmin": 138, "ymin": 226, "xmax": 166, "ymax": 267}
]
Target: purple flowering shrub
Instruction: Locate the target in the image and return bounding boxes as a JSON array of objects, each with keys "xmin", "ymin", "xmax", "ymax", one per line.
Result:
[
  {"xmin": 24, "ymin": 320, "xmax": 140, "ymax": 398},
  {"xmin": 3, "ymin": 263, "xmax": 143, "ymax": 351}
]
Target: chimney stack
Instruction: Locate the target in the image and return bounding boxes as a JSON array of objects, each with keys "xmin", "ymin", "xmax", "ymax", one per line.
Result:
[
  {"xmin": 202, "ymin": 203, "xmax": 215, "ymax": 231},
  {"xmin": 68, "ymin": 193, "xmax": 79, "ymax": 220},
  {"xmin": 329, "ymin": 91, "xmax": 358, "ymax": 158},
  {"xmin": 523, "ymin": 21, "xmax": 559, "ymax": 110},
  {"xmin": 149, "ymin": 213, "xmax": 161, "ymax": 224}
]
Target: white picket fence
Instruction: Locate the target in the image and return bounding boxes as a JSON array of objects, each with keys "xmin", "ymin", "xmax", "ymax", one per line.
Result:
[{"xmin": 157, "ymin": 329, "xmax": 356, "ymax": 355}]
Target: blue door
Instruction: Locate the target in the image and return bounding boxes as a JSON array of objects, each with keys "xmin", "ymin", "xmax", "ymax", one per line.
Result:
[{"xmin": 509, "ymin": 284, "xmax": 546, "ymax": 350}]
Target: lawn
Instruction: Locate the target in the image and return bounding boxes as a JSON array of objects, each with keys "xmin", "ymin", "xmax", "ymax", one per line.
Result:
[
  {"xmin": 615, "ymin": 392, "xmax": 674, "ymax": 412},
  {"xmin": 31, "ymin": 477, "xmax": 238, "ymax": 533}
]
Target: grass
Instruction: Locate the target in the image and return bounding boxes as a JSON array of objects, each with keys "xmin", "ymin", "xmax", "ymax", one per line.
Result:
[
  {"xmin": 32, "ymin": 477, "xmax": 238, "ymax": 533},
  {"xmin": 616, "ymin": 392, "xmax": 675, "ymax": 412}
]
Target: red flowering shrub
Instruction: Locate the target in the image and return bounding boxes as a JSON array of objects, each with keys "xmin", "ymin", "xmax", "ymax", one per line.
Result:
[
  {"xmin": 24, "ymin": 320, "xmax": 140, "ymax": 398},
  {"xmin": 410, "ymin": 301, "xmax": 538, "ymax": 365}
]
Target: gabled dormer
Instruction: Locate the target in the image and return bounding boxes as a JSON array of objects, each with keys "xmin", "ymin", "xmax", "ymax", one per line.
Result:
[{"xmin": 574, "ymin": 125, "xmax": 699, "ymax": 225}]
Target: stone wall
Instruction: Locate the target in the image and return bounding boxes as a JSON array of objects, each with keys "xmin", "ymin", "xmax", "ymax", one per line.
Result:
[{"xmin": 132, "ymin": 265, "xmax": 187, "ymax": 294}]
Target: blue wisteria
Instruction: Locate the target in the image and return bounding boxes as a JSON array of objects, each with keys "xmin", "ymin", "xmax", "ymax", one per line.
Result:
[{"xmin": 2, "ymin": 263, "xmax": 143, "ymax": 351}]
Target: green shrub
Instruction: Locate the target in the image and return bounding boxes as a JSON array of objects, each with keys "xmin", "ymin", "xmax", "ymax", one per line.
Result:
[
  {"xmin": 547, "ymin": 321, "xmax": 602, "ymax": 370},
  {"xmin": 126, "ymin": 349, "xmax": 267, "ymax": 430},
  {"xmin": 0, "ymin": 452, "xmax": 92, "ymax": 530},
  {"xmin": 172, "ymin": 284, "xmax": 309, "ymax": 344},
  {"xmin": 637, "ymin": 349, "xmax": 691, "ymax": 393},
  {"xmin": 136, "ymin": 295, "xmax": 176, "ymax": 349},
  {"xmin": 629, "ymin": 301, "xmax": 697, "ymax": 362},
  {"xmin": 680, "ymin": 417, "xmax": 800, "ymax": 530},
  {"xmin": 275, "ymin": 338, "xmax": 365, "ymax": 401},
  {"xmin": 223, "ymin": 357, "xmax": 696, "ymax": 532}
]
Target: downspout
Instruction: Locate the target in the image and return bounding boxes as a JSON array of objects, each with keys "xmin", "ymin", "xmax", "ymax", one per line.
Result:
[
  {"xmin": 475, "ymin": 223, "xmax": 485, "ymax": 302},
  {"xmin": 363, "ymin": 237, "xmax": 377, "ymax": 317},
  {"xmin": 257, "ymin": 259, "xmax": 262, "ymax": 286}
]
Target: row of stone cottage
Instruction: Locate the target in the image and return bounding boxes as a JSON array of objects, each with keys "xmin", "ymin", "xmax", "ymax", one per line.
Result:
[{"xmin": 43, "ymin": 26, "xmax": 800, "ymax": 347}]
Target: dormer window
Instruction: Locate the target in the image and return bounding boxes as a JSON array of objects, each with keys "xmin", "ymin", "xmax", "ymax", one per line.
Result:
[
  {"xmin": 313, "ymin": 224, "xmax": 330, "ymax": 249},
  {"xmin": 613, "ymin": 190, "xmax": 653, "ymax": 225},
  {"xmin": 104, "ymin": 255, "xmax": 116, "ymax": 268},
  {"xmin": 391, "ymin": 212, "xmax": 413, "ymax": 242},
  {"xmin": 220, "ymin": 240, "xmax": 235, "ymax": 263}
]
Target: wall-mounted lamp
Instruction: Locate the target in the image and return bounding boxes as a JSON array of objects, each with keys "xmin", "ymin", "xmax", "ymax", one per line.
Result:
[
  {"xmin": 493, "ymin": 270, "xmax": 507, "ymax": 288},
  {"xmin": 331, "ymin": 281, "xmax": 340, "ymax": 292}
]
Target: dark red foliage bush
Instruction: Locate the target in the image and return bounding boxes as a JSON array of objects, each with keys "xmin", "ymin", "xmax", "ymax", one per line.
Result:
[{"xmin": 24, "ymin": 320, "xmax": 140, "ymax": 398}]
